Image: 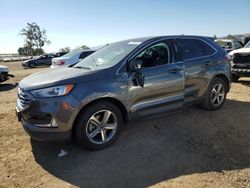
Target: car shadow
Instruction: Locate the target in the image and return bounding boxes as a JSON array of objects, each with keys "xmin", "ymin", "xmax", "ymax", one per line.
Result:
[
  {"xmin": 0, "ymin": 83, "xmax": 18, "ymax": 92},
  {"xmin": 31, "ymin": 99, "xmax": 250, "ymax": 187},
  {"xmin": 238, "ymin": 80, "xmax": 250, "ymax": 87},
  {"xmin": 23, "ymin": 65, "xmax": 50, "ymax": 69}
]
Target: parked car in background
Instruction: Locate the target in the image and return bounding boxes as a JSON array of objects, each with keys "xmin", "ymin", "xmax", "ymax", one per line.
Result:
[
  {"xmin": 2, "ymin": 57, "xmax": 13, "ymax": 62},
  {"xmin": 215, "ymin": 39, "xmax": 243, "ymax": 52},
  {"xmin": 0, "ymin": 65, "xmax": 14, "ymax": 83},
  {"xmin": 51, "ymin": 50, "xmax": 95, "ymax": 68},
  {"xmin": 16, "ymin": 35, "xmax": 231, "ymax": 150},
  {"xmin": 229, "ymin": 41, "xmax": 250, "ymax": 81},
  {"xmin": 22, "ymin": 52, "xmax": 67, "ymax": 68}
]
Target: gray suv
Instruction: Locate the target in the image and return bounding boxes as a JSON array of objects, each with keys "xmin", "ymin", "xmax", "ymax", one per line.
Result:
[{"xmin": 16, "ymin": 36, "xmax": 231, "ymax": 150}]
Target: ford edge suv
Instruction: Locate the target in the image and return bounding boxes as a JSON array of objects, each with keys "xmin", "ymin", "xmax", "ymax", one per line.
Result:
[{"xmin": 16, "ymin": 36, "xmax": 231, "ymax": 150}]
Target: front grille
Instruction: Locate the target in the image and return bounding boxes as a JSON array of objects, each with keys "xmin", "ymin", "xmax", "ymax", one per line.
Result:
[{"xmin": 17, "ymin": 88, "xmax": 32, "ymax": 110}]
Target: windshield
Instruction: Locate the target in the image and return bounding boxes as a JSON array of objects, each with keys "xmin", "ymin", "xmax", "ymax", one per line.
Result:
[
  {"xmin": 61, "ymin": 50, "xmax": 81, "ymax": 58},
  {"xmin": 74, "ymin": 41, "xmax": 142, "ymax": 70},
  {"xmin": 244, "ymin": 41, "xmax": 250, "ymax": 48}
]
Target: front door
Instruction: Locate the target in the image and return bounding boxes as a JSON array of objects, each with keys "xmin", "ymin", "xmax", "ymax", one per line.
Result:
[{"xmin": 128, "ymin": 40, "xmax": 185, "ymax": 116}]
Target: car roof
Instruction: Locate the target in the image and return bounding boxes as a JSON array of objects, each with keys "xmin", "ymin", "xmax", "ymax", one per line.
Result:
[{"xmin": 118, "ymin": 35, "xmax": 213, "ymax": 44}]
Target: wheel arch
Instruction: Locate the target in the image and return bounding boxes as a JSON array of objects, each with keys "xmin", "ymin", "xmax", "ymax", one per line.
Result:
[
  {"xmin": 29, "ymin": 61, "xmax": 37, "ymax": 66},
  {"xmin": 211, "ymin": 73, "xmax": 230, "ymax": 93},
  {"xmin": 71, "ymin": 97, "xmax": 128, "ymax": 138}
]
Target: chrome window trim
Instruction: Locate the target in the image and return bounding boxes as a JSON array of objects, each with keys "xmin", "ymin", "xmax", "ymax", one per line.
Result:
[
  {"xmin": 116, "ymin": 37, "xmax": 176, "ymax": 75},
  {"xmin": 116, "ymin": 36, "xmax": 217, "ymax": 75}
]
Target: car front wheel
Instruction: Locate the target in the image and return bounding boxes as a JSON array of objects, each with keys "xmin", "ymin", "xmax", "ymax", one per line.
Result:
[
  {"xmin": 75, "ymin": 101, "xmax": 123, "ymax": 150},
  {"xmin": 29, "ymin": 62, "xmax": 36, "ymax": 68},
  {"xmin": 202, "ymin": 78, "xmax": 227, "ymax": 111}
]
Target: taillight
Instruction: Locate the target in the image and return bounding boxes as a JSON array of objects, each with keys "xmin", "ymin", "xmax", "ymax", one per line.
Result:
[
  {"xmin": 225, "ymin": 53, "xmax": 231, "ymax": 61},
  {"xmin": 56, "ymin": 60, "xmax": 65, "ymax": 65}
]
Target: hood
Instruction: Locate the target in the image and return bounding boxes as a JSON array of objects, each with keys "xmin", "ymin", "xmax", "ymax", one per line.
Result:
[
  {"xmin": 0, "ymin": 65, "xmax": 9, "ymax": 73},
  {"xmin": 229, "ymin": 48, "xmax": 250, "ymax": 55},
  {"xmin": 19, "ymin": 67, "xmax": 107, "ymax": 91}
]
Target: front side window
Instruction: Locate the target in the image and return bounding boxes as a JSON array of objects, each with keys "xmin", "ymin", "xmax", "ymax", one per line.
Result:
[
  {"xmin": 179, "ymin": 39, "xmax": 215, "ymax": 61},
  {"xmin": 131, "ymin": 42, "xmax": 171, "ymax": 69}
]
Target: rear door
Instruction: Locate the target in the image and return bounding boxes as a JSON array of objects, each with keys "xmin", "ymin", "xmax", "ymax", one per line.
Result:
[
  {"xmin": 35, "ymin": 56, "xmax": 45, "ymax": 65},
  {"xmin": 128, "ymin": 39, "xmax": 185, "ymax": 116},
  {"xmin": 176, "ymin": 38, "xmax": 216, "ymax": 105}
]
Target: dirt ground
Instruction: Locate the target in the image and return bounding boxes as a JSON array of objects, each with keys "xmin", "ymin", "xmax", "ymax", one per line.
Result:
[{"xmin": 0, "ymin": 61, "xmax": 250, "ymax": 188}]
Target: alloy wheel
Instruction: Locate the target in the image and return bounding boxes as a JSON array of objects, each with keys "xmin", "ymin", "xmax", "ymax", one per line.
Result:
[
  {"xmin": 86, "ymin": 110, "xmax": 118, "ymax": 144},
  {"xmin": 211, "ymin": 83, "xmax": 225, "ymax": 106}
]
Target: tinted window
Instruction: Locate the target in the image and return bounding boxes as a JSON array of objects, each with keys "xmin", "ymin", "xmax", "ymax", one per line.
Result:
[{"xmin": 179, "ymin": 39, "xmax": 215, "ymax": 60}]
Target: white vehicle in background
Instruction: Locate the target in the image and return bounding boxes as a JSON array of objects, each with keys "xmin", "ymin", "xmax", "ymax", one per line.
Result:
[
  {"xmin": 51, "ymin": 50, "xmax": 95, "ymax": 68},
  {"xmin": 2, "ymin": 57, "xmax": 13, "ymax": 62},
  {"xmin": 229, "ymin": 41, "xmax": 250, "ymax": 81},
  {"xmin": 215, "ymin": 39, "xmax": 243, "ymax": 52}
]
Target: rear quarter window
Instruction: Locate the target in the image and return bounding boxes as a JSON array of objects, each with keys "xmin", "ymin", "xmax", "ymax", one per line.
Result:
[{"xmin": 179, "ymin": 39, "xmax": 216, "ymax": 61}]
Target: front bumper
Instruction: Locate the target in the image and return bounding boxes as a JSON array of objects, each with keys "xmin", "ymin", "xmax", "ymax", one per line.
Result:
[
  {"xmin": 20, "ymin": 117, "xmax": 71, "ymax": 142},
  {"xmin": 232, "ymin": 68, "xmax": 250, "ymax": 76},
  {"xmin": 16, "ymin": 90, "xmax": 81, "ymax": 142}
]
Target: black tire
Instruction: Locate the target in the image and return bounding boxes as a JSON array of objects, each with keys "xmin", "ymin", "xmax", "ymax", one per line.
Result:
[
  {"xmin": 202, "ymin": 78, "xmax": 227, "ymax": 111},
  {"xmin": 29, "ymin": 62, "xmax": 36, "ymax": 68},
  {"xmin": 231, "ymin": 74, "xmax": 240, "ymax": 82},
  {"xmin": 75, "ymin": 101, "xmax": 123, "ymax": 150}
]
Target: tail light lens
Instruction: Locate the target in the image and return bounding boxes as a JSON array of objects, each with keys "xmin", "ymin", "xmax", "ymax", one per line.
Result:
[
  {"xmin": 56, "ymin": 60, "xmax": 65, "ymax": 65},
  {"xmin": 225, "ymin": 53, "xmax": 232, "ymax": 61}
]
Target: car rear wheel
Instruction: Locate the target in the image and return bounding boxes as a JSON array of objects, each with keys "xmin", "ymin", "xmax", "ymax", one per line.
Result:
[
  {"xmin": 29, "ymin": 62, "xmax": 36, "ymax": 68},
  {"xmin": 75, "ymin": 101, "xmax": 123, "ymax": 150},
  {"xmin": 202, "ymin": 78, "xmax": 227, "ymax": 111}
]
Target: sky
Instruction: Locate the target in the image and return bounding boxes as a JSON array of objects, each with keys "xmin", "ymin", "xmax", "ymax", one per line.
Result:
[{"xmin": 0, "ymin": 0, "xmax": 249, "ymax": 53}]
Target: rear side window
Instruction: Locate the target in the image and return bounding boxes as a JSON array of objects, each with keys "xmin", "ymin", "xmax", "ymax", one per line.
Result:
[{"xmin": 178, "ymin": 39, "xmax": 215, "ymax": 61}]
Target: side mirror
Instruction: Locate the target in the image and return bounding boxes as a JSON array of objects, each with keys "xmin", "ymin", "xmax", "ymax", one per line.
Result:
[
  {"xmin": 129, "ymin": 59, "xmax": 143, "ymax": 72},
  {"xmin": 134, "ymin": 70, "xmax": 145, "ymax": 87}
]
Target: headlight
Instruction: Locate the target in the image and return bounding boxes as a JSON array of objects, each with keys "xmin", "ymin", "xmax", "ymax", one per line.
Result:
[{"xmin": 31, "ymin": 84, "xmax": 74, "ymax": 98}]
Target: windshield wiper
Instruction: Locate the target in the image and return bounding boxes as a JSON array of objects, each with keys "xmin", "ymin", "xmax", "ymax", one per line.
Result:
[{"xmin": 73, "ymin": 66, "xmax": 91, "ymax": 70}]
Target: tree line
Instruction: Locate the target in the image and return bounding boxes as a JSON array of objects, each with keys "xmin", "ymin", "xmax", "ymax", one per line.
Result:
[{"xmin": 18, "ymin": 22, "xmax": 90, "ymax": 56}]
